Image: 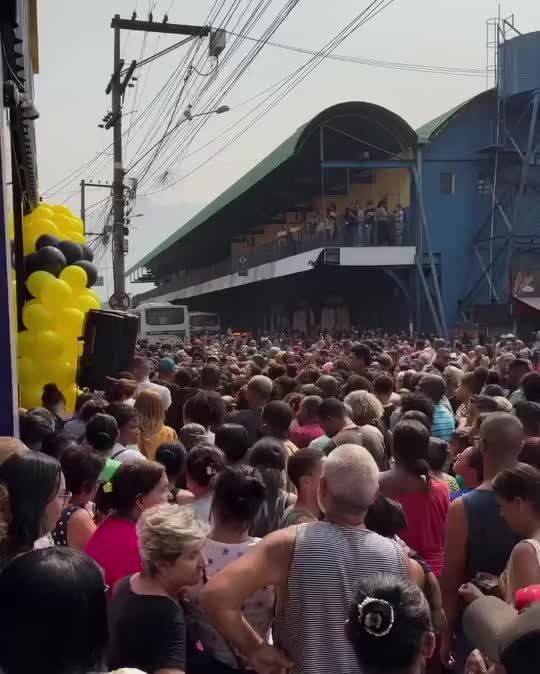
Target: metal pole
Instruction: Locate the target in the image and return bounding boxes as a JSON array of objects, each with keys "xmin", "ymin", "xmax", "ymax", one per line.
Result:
[
  {"xmin": 80, "ymin": 179, "xmax": 86, "ymax": 232},
  {"xmin": 112, "ymin": 16, "xmax": 125, "ymax": 296}
]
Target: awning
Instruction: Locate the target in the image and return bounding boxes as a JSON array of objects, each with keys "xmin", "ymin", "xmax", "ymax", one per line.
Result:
[{"xmin": 515, "ymin": 296, "xmax": 540, "ymax": 311}]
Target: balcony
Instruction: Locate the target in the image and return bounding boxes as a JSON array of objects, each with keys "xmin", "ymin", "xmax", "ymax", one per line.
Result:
[{"xmin": 133, "ymin": 220, "xmax": 416, "ymax": 305}]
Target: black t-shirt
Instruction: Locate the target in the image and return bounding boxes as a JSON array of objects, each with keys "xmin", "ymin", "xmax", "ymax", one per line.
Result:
[{"xmin": 108, "ymin": 576, "xmax": 186, "ymax": 673}]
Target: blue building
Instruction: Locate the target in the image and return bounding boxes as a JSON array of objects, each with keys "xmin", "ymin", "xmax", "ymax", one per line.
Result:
[{"xmin": 129, "ymin": 24, "xmax": 540, "ymax": 338}]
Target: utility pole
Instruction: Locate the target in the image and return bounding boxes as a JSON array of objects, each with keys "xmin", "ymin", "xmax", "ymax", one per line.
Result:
[{"xmin": 105, "ymin": 13, "xmax": 224, "ymax": 303}]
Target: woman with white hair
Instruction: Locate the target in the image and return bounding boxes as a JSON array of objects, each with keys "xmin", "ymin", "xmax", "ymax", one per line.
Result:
[
  {"xmin": 342, "ymin": 390, "xmax": 390, "ymax": 469},
  {"xmin": 108, "ymin": 504, "xmax": 207, "ymax": 674}
]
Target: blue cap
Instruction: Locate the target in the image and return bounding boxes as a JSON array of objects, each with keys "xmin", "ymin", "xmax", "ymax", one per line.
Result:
[{"xmin": 159, "ymin": 357, "xmax": 176, "ymax": 373}]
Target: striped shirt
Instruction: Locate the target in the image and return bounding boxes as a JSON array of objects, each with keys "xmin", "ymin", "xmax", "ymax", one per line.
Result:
[
  {"xmin": 274, "ymin": 521, "xmax": 407, "ymax": 674},
  {"xmin": 431, "ymin": 403, "xmax": 455, "ymax": 442}
]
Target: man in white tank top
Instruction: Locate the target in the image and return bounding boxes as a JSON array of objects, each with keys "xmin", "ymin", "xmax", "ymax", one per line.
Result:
[{"xmin": 201, "ymin": 444, "xmax": 415, "ymax": 674}]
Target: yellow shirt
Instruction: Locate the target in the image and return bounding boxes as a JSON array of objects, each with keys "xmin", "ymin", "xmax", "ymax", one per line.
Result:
[{"xmin": 138, "ymin": 425, "xmax": 178, "ymax": 461}]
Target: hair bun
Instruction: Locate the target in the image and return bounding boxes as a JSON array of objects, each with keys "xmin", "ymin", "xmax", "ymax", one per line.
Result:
[{"xmin": 357, "ymin": 597, "xmax": 395, "ymax": 637}]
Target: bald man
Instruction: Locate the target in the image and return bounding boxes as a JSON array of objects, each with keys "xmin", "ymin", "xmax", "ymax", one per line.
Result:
[
  {"xmin": 441, "ymin": 413, "xmax": 523, "ymax": 669},
  {"xmin": 202, "ymin": 445, "xmax": 415, "ymax": 674}
]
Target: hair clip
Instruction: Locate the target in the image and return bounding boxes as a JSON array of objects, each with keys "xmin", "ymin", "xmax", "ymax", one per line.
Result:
[
  {"xmin": 357, "ymin": 597, "xmax": 395, "ymax": 637},
  {"xmin": 103, "ymin": 482, "xmax": 113, "ymax": 493},
  {"xmin": 206, "ymin": 466, "xmax": 216, "ymax": 476}
]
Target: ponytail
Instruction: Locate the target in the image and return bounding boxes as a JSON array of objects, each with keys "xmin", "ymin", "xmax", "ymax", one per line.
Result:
[{"xmin": 393, "ymin": 420, "xmax": 431, "ymax": 490}]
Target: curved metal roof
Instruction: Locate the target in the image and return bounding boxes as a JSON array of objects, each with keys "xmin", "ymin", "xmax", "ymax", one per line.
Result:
[{"xmin": 127, "ymin": 100, "xmax": 417, "ymax": 275}]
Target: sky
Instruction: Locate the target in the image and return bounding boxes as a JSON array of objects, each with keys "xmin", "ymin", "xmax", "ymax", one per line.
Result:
[{"xmin": 33, "ymin": 0, "xmax": 540, "ymax": 300}]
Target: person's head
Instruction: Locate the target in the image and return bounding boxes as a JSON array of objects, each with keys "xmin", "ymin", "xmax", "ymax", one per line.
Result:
[
  {"xmin": 274, "ymin": 375, "xmax": 297, "ymax": 399},
  {"xmin": 507, "ymin": 358, "xmax": 532, "ymax": 390},
  {"xmin": 186, "ymin": 444, "xmax": 225, "ymax": 493},
  {"xmin": 0, "ymin": 547, "xmax": 108, "ymax": 674},
  {"xmin": 401, "ymin": 410, "xmax": 432, "ymax": 433},
  {"xmin": 183, "ymin": 391, "xmax": 225, "ymax": 430},
  {"xmin": 398, "ymin": 392, "xmax": 435, "ymax": 424},
  {"xmin": 178, "ymin": 422, "xmax": 207, "ymax": 451},
  {"xmin": 78, "ymin": 399, "xmax": 109, "ymax": 426},
  {"xmin": 316, "ymin": 375, "xmax": 339, "ymax": 399},
  {"xmin": 107, "ymin": 403, "xmax": 141, "ymax": 447},
  {"xmin": 85, "ymin": 413, "xmax": 119, "ymax": 454},
  {"xmin": 342, "ymin": 374, "xmax": 374, "ymax": 396},
  {"xmin": 261, "ymin": 401, "xmax": 293, "ymax": 439},
  {"xmin": 248, "ymin": 438, "xmax": 287, "ymax": 497},
  {"xmin": 365, "ymin": 495, "xmax": 407, "ymax": 538},
  {"xmin": 443, "ymin": 365, "xmax": 463, "ymax": 396},
  {"xmin": 317, "ymin": 398, "xmax": 349, "ymax": 437},
  {"xmin": 26, "ymin": 406, "xmax": 55, "ymax": 431},
  {"xmin": 373, "ymin": 374, "xmax": 394, "ymax": 404},
  {"xmin": 174, "ymin": 367, "xmax": 193, "ymax": 388},
  {"xmin": 135, "ymin": 389, "xmax": 166, "ymax": 440},
  {"xmin": 494, "ymin": 463, "xmax": 540, "ymax": 537},
  {"xmin": 418, "ymin": 374, "xmax": 446, "ymax": 405},
  {"xmin": 41, "ymin": 383, "xmax": 65, "ymax": 415},
  {"xmin": 245, "ymin": 375, "xmax": 273, "ymax": 409},
  {"xmin": 18, "ymin": 413, "xmax": 54, "ymax": 451},
  {"xmin": 319, "ymin": 444, "xmax": 379, "ymax": 522},
  {"xmin": 453, "ymin": 445, "xmax": 484, "ymax": 488},
  {"xmin": 346, "ymin": 574, "xmax": 434, "ymax": 674},
  {"xmin": 157, "ymin": 357, "xmax": 176, "ymax": 383},
  {"xmin": 137, "ymin": 504, "xmax": 207, "ymax": 593},
  {"xmin": 344, "ymin": 390, "xmax": 384, "ymax": 426},
  {"xmin": 0, "ymin": 452, "xmax": 65, "ymax": 558},
  {"xmin": 392, "ymin": 420, "xmax": 431, "ymax": 490},
  {"xmin": 350, "ymin": 343, "xmax": 372, "ymax": 374},
  {"xmin": 287, "ymin": 446, "xmax": 325, "ymax": 502},
  {"xmin": 483, "ymin": 384, "xmax": 505, "ymax": 397},
  {"xmin": 200, "ymin": 363, "xmax": 221, "ymax": 391},
  {"xmin": 514, "ymin": 400, "xmax": 540, "ymax": 438},
  {"xmin": 74, "ymin": 392, "xmax": 94, "ymax": 413},
  {"xmin": 131, "ymin": 356, "xmax": 152, "ymax": 382},
  {"xmin": 456, "ymin": 370, "xmax": 485, "ymax": 402},
  {"xmin": 214, "ymin": 424, "xmax": 249, "ymax": 464},
  {"xmin": 521, "ymin": 372, "xmax": 540, "ymax": 403},
  {"xmin": 426, "ymin": 437, "xmax": 450, "ymax": 473},
  {"xmin": 60, "ymin": 445, "xmax": 103, "ymax": 504},
  {"xmin": 479, "ymin": 412, "xmax": 524, "ymax": 469},
  {"xmin": 96, "ymin": 459, "xmax": 168, "ymax": 521},
  {"xmin": 519, "ymin": 437, "xmax": 540, "ymax": 470},
  {"xmin": 297, "ymin": 395, "xmax": 324, "ymax": 426},
  {"xmin": 103, "ymin": 376, "xmax": 137, "ymax": 404},
  {"xmin": 211, "ymin": 465, "xmax": 266, "ymax": 532},
  {"xmin": 155, "ymin": 443, "xmax": 187, "ymax": 485}
]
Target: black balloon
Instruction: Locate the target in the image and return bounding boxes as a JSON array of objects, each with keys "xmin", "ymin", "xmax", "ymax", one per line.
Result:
[
  {"xmin": 80, "ymin": 243, "xmax": 94, "ymax": 262},
  {"xmin": 24, "ymin": 252, "xmax": 40, "ymax": 278},
  {"xmin": 35, "ymin": 246, "xmax": 67, "ymax": 277},
  {"xmin": 36, "ymin": 234, "xmax": 60, "ymax": 250},
  {"xmin": 58, "ymin": 240, "xmax": 83, "ymax": 266},
  {"xmin": 73, "ymin": 259, "xmax": 98, "ymax": 287}
]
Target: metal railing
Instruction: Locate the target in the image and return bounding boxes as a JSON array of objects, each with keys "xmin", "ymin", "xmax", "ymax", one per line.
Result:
[{"xmin": 133, "ymin": 220, "xmax": 414, "ymax": 305}]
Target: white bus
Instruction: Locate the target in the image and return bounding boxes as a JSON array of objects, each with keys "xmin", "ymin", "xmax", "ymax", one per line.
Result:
[
  {"xmin": 132, "ymin": 302, "xmax": 190, "ymax": 343},
  {"xmin": 189, "ymin": 311, "xmax": 221, "ymax": 336}
]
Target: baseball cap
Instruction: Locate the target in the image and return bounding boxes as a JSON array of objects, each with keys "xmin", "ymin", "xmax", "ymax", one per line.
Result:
[{"xmin": 158, "ymin": 357, "xmax": 176, "ymax": 374}]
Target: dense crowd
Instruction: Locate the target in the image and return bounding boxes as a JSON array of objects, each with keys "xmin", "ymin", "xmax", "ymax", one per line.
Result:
[{"xmin": 3, "ymin": 331, "xmax": 540, "ymax": 674}]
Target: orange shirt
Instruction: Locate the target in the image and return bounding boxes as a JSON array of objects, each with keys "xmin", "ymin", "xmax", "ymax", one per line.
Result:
[{"xmin": 138, "ymin": 425, "xmax": 178, "ymax": 461}]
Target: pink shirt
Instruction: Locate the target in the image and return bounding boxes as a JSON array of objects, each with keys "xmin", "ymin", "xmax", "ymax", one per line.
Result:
[
  {"xmin": 290, "ymin": 423, "xmax": 324, "ymax": 449},
  {"xmin": 85, "ymin": 516, "xmax": 141, "ymax": 590}
]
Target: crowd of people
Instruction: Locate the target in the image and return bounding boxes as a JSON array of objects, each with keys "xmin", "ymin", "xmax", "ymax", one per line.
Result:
[
  {"xmin": 4, "ymin": 330, "xmax": 540, "ymax": 673},
  {"xmin": 276, "ymin": 199, "xmax": 406, "ymax": 252}
]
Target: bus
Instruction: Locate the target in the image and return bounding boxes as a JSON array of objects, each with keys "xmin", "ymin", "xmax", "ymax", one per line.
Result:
[
  {"xmin": 189, "ymin": 311, "xmax": 221, "ymax": 336},
  {"xmin": 132, "ymin": 302, "xmax": 190, "ymax": 343}
]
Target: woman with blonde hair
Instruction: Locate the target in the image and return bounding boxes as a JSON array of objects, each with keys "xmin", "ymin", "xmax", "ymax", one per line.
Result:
[
  {"xmin": 343, "ymin": 390, "xmax": 390, "ymax": 468},
  {"xmin": 108, "ymin": 503, "xmax": 207, "ymax": 674},
  {"xmin": 135, "ymin": 390, "xmax": 178, "ymax": 460}
]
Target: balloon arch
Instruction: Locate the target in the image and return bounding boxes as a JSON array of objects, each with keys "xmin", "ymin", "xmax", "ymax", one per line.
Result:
[{"xmin": 10, "ymin": 203, "xmax": 100, "ymax": 412}]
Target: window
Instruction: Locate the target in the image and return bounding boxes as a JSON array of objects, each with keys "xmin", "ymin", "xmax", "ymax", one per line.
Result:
[
  {"xmin": 190, "ymin": 314, "xmax": 219, "ymax": 327},
  {"xmin": 145, "ymin": 307, "xmax": 185, "ymax": 326},
  {"xmin": 440, "ymin": 172, "xmax": 455, "ymax": 195}
]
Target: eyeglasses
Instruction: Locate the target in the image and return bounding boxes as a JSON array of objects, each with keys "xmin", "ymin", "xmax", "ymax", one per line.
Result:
[{"xmin": 58, "ymin": 490, "xmax": 72, "ymax": 505}]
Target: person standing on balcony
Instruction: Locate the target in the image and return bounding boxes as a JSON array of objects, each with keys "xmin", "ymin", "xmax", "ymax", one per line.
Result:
[
  {"xmin": 394, "ymin": 203, "xmax": 405, "ymax": 245},
  {"xmin": 364, "ymin": 200, "xmax": 375, "ymax": 245}
]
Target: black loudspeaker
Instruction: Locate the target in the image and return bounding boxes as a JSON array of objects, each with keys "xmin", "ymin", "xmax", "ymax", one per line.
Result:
[{"xmin": 77, "ymin": 310, "xmax": 139, "ymax": 391}]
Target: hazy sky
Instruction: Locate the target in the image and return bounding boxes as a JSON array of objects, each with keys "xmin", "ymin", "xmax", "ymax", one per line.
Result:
[{"xmin": 33, "ymin": 1, "xmax": 540, "ymax": 298}]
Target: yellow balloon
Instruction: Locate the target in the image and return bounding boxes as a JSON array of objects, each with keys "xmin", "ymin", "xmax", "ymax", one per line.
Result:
[
  {"xmin": 41, "ymin": 278, "xmax": 73, "ymax": 311},
  {"xmin": 22, "ymin": 302, "xmax": 54, "ymax": 332},
  {"xmin": 86, "ymin": 289, "xmax": 101, "ymax": 304},
  {"xmin": 18, "ymin": 356, "xmax": 37, "ymax": 387},
  {"xmin": 59, "ymin": 265, "xmax": 87, "ymax": 291},
  {"xmin": 27, "ymin": 270, "xmax": 55, "ymax": 298},
  {"xmin": 8, "ymin": 211, "xmax": 14, "ymax": 240},
  {"xmin": 21, "ymin": 386, "xmax": 44, "ymax": 410},
  {"xmin": 33, "ymin": 330, "xmax": 64, "ymax": 360},
  {"xmin": 28, "ymin": 217, "xmax": 60, "ymax": 239},
  {"xmin": 17, "ymin": 331, "xmax": 35, "ymax": 357},
  {"xmin": 63, "ymin": 341, "xmax": 79, "ymax": 364},
  {"xmin": 57, "ymin": 307, "xmax": 85, "ymax": 337},
  {"xmin": 50, "ymin": 204, "xmax": 74, "ymax": 218},
  {"xmin": 23, "ymin": 235, "xmax": 37, "ymax": 256},
  {"xmin": 32, "ymin": 205, "xmax": 55, "ymax": 220},
  {"xmin": 41, "ymin": 359, "xmax": 76, "ymax": 389},
  {"xmin": 68, "ymin": 231, "xmax": 88, "ymax": 245},
  {"xmin": 76, "ymin": 293, "xmax": 100, "ymax": 313},
  {"xmin": 64, "ymin": 217, "xmax": 84, "ymax": 235},
  {"xmin": 52, "ymin": 213, "xmax": 76, "ymax": 234}
]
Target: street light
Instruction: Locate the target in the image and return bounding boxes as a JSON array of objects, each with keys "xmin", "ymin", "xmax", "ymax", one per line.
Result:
[{"xmin": 126, "ymin": 105, "xmax": 230, "ymax": 173}]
